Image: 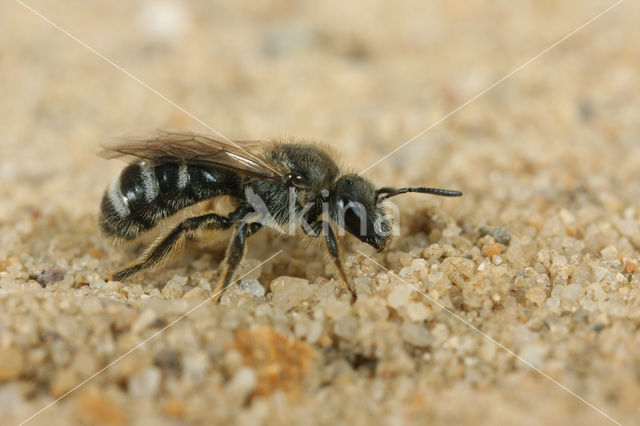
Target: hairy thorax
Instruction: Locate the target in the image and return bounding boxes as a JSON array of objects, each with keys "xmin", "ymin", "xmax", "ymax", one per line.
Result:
[{"xmin": 245, "ymin": 142, "xmax": 340, "ymax": 226}]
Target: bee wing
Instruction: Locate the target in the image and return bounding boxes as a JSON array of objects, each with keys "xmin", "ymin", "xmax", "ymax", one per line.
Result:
[{"xmin": 98, "ymin": 130, "xmax": 286, "ymax": 182}]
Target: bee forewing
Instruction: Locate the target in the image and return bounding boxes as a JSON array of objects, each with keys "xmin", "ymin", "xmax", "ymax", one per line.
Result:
[{"xmin": 98, "ymin": 130, "xmax": 286, "ymax": 182}]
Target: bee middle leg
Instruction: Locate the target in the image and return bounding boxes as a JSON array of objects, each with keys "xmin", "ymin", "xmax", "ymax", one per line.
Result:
[
  {"xmin": 213, "ymin": 221, "xmax": 262, "ymax": 301},
  {"xmin": 108, "ymin": 212, "xmax": 235, "ymax": 281},
  {"xmin": 305, "ymin": 220, "xmax": 357, "ymax": 302}
]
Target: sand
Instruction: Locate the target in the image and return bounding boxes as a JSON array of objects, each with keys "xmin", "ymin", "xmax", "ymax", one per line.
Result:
[{"xmin": 2, "ymin": 1, "xmax": 640, "ymax": 425}]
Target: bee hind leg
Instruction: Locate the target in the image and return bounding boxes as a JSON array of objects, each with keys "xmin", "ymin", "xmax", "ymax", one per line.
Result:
[{"xmin": 107, "ymin": 212, "xmax": 234, "ymax": 282}]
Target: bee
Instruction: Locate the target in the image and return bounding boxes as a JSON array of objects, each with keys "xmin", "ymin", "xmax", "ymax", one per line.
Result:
[{"xmin": 98, "ymin": 131, "xmax": 462, "ymax": 301}]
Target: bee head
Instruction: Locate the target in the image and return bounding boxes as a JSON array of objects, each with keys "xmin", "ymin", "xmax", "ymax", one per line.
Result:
[
  {"xmin": 329, "ymin": 175, "xmax": 463, "ymax": 251},
  {"xmin": 329, "ymin": 174, "xmax": 392, "ymax": 251}
]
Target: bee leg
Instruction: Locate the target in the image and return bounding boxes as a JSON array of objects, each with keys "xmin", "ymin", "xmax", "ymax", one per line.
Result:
[
  {"xmin": 108, "ymin": 212, "xmax": 234, "ymax": 281},
  {"xmin": 306, "ymin": 221, "xmax": 356, "ymax": 303},
  {"xmin": 213, "ymin": 221, "xmax": 262, "ymax": 301}
]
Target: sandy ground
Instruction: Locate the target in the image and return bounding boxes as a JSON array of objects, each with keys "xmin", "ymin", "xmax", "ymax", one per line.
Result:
[{"xmin": 2, "ymin": 1, "xmax": 640, "ymax": 425}]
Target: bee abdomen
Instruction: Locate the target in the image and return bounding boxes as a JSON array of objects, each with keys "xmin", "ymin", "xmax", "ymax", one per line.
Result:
[{"xmin": 99, "ymin": 163, "xmax": 239, "ymax": 240}]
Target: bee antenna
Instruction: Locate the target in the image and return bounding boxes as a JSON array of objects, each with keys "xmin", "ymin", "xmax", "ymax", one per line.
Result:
[{"xmin": 376, "ymin": 187, "xmax": 462, "ymax": 202}]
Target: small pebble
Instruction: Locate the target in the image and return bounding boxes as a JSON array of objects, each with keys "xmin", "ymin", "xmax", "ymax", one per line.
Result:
[
  {"xmin": 423, "ymin": 244, "xmax": 444, "ymax": 259},
  {"xmin": 128, "ymin": 366, "xmax": 162, "ymax": 398},
  {"xmin": 0, "ymin": 347, "xmax": 24, "ymax": 381},
  {"xmin": 546, "ymin": 295, "xmax": 561, "ymax": 314},
  {"xmin": 525, "ymin": 288, "xmax": 547, "ymax": 306},
  {"xmin": 29, "ymin": 266, "xmax": 64, "ymax": 287},
  {"xmin": 519, "ymin": 344, "xmax": 548, "ymax": 367},
  {"xmin": 306, "ymin": 321, "xmax": 324, "ymax": 344},
  {"xmin": 228, "ymin": 367, "xmax": 257, "ymax": 400},
  {"xmin": 442, "ymin": 223, "xmax": 462, "ymax": 238},
  {"xmin": 334, "ymin": 315, "xmax": 358, "ymax": 339},
  {"xmin": 73, "ymin": 388, "xmax": 125, "ymax": 426},
  {"xmin": 183, "ymin": 287, "xmax": 204, "ymax": 300},
  {"xmin": 600, "ymin": 246, "xmax": 618, "ymax": 261},
  {"xmin": 163, "ymin": 398, "xmax": 186, "ymax": 418},
  {"xmin": 132, "ymin": 309, "xmax": 158, "ymax": 333},
  {"xmin": 239, "ymin": 278, "xmax": 265, "ymax": 297},
  {"xmin": 324, "ymin": 299, "xmax": 351, "ymax": 320},
  {"xmin": 560, "ymin": 284, "xmax": 583, "ymax": 303},
  {"xmin": 387, "ymin": 285, "xmax": 412, "ymax": 309},
  {"xmin": 162, "ymin": 276, "xmax": 187, "ymax": 299},
  {"xmin": 483, "ymin": 243, "xmax": 504, "ymax": 259},
  {"xmin": 182, "ymin": 352, "xmax": 210, "ymax": 382},
  {"xmin": 410, "ymin": 258, "xmax": 426, "ymax": 272},
  {"xmin": 50, "ymin": 368, "xmax": 78, "ymax": 397},
  {"xmin": 401, "ymin": 322, "xmax": 432, "ymax": 347},
  {"xmin": 270, "ymin": 276, "xmax": 312, "ymax": 311},
  {"xmin": 624, "ymin": 261, "xmax": 638, "ymax": 274},
  {"xmin": 406, "ymin": 302, "xmax": 429, "ymax": 322},
  {"xmin": 137, "ymin": 0, "xmax": 189, "ymax": 43},
  {"xmin": 479, "ymin": 226, "xmax": 512, "ymax": 246},
  {"xmin": 198, "ymin": 278, "xmax": 212, "ymax": 291},
  {"xmin": 353, "ymin": 276, "xmax": 373, "ymax": 296},
  {"xmin": 594, "ymin": 266, "xmax": 609, "ymax": 282}
]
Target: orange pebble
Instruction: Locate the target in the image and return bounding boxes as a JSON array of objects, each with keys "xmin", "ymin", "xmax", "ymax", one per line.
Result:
[
  {"xmin": 163, "ymin": 398, "xmax": 185, "ymax": 418},
  {"xmin": 624, "ymin": 261, "xmax": 638, "ymax": 274},
  {"xmin": 484, "ymin": 243, "xmax": 504, "ymax": 259}
]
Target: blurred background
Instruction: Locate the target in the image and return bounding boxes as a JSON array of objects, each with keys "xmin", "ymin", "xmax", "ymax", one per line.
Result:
[{"xmin": 3, "ymin": 0, "xmax": 637, "ymax": 217}]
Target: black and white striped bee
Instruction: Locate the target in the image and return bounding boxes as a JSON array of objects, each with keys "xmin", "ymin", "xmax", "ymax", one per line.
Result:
[{"xmin": 99, "ymin": 131, "xmax": 462, "ymax": 301}]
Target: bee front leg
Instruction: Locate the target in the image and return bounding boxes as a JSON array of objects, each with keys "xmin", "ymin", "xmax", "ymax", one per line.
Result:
[
  {"xmin": 306, "ymin": 221, "xmax": 357, "ymax": 303},
  {"xmin": 213, "ymin": 221, "xmax": 262, "ymax": 301}
]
